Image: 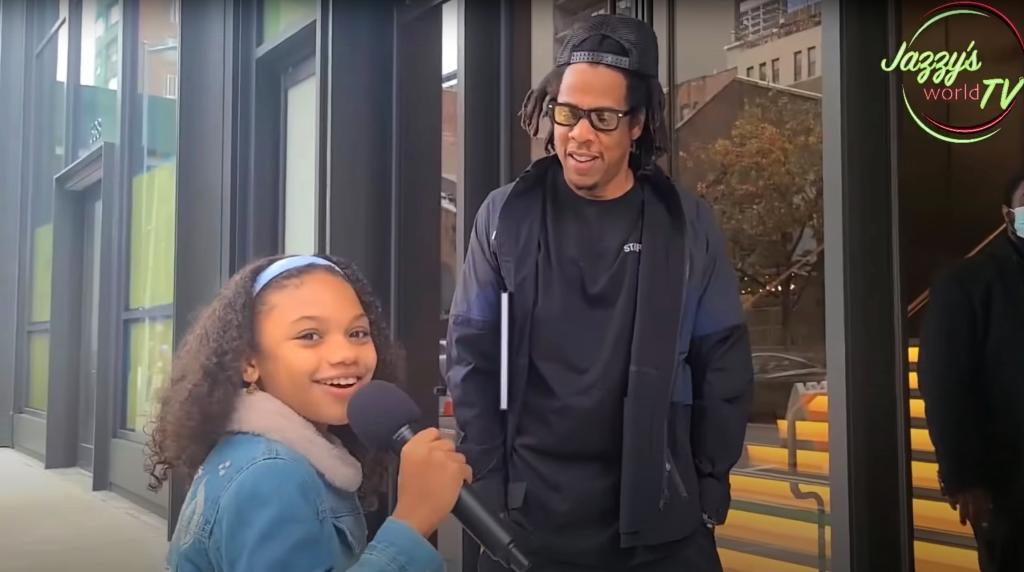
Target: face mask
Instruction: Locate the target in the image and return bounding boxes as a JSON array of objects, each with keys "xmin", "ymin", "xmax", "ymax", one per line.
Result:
[{"xmin": 1014, "ymin": 207, "xmax": 1024, "ymax": 239}]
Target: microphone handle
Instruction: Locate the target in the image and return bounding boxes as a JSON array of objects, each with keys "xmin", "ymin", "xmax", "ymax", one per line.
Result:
[
  {"xmin": 391, "ymin": 426, "xmax": 531, "ymax": 572},
  {"xmin": 452, "ymin": 488, "xmax": 532, "ymax": 572}
]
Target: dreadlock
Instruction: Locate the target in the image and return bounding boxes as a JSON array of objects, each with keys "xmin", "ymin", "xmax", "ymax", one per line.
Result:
[{"xmin": 518, "ymin": 65, "xmax": 669, "ymax": 174}]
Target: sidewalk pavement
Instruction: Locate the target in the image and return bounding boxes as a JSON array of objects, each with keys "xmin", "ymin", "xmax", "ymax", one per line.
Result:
[{"xmin": 0, "ymin": 447, "xmax": 168, "ymax": 572}]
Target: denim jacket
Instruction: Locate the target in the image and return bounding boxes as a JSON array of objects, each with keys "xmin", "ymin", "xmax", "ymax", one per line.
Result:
[{"xmin": 167, "ymin": 391, "xmax": 443, "ymax": 572}]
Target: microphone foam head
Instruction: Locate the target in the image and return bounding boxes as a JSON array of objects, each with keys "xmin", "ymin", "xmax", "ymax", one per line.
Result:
[{"xmin": 347, "ymin": 380, "xmax": 422, "ymax": 451}]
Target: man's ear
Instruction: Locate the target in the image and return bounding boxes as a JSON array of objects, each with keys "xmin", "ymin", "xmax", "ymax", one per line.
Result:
[
  {"xmin": 1003, "ymin": 205, "xmax": 1013, "ymax": 224},
  {"xmin": 630, "ymin": 110, "xmax": 646, "ymax": 142}
]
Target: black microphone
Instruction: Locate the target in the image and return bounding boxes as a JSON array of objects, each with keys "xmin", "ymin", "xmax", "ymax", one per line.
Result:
[{"xmin": 348, "ymin": 380, "xmax": 531, "ymax": 572}]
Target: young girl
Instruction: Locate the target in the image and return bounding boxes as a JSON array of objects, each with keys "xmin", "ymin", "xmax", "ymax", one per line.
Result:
[{"xmin": 148, "ymin": 254, "xmax": 471, "ymax": 571}]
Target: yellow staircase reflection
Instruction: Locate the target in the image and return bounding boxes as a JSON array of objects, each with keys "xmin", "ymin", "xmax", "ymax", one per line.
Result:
[{"xmin": 720, "ymin": 344, "xmax": 978, "ymax": 571}]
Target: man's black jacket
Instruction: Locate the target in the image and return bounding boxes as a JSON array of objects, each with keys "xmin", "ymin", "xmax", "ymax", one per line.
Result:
[
  {"xmin": 919, "ymin": 236, "xmax": 1024, "ymax": 502},
  {"xmin": 445, "ymin": 156, "xmax": 753, "ymax": 548}
]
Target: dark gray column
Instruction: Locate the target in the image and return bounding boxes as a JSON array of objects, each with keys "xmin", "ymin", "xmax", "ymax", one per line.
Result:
[
  {"xmin": 457, "ymin": 0, "xmax": 501, "ymax": 267},
  {"xmin": 169, "ymin": 0, "xmax": 238, "ymax": 538},
  {"xmin": 823, "ymin": 0, "xmax": 913, "ymax": 570},
  {"xmin": 393, "ymin": 1, "xmax": 442, "ymax": 426},
  {"xmin": 324, "ymin": 0, "xmax": 395, "ymax": 297}
]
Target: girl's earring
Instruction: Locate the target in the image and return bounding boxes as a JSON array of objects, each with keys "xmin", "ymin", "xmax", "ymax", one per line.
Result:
[{"xmin": 246, "ymin": 382, "xmax": 260, "ymax": 395}]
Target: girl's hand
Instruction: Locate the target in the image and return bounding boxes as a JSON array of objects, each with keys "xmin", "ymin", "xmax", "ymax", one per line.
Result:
[{"xmin": 391, "ymin": 428, "xmax": 473, "ymax": 537}]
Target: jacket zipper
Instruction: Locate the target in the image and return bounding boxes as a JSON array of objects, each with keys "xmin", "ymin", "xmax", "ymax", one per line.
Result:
[
  {"xmin": 660, "ymin": 253, "xmax": 692, "ymax": 511},
  {"xmin": 660, "ymin": 450, "xmax": 689, "ymax": 510}
]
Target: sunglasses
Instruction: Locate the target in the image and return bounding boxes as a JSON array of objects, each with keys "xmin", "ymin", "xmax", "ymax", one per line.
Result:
[{"xmin": 547, "ymin": 102, "xmax": 633, "ymax": 132}]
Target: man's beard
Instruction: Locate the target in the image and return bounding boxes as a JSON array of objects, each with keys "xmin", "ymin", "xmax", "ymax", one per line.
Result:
[{"xmin": 573, "ymin": 181, "xmax": 600, "ymax": 193}]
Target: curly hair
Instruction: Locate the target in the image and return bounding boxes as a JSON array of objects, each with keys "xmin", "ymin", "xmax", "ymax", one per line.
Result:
[
  {"xmin": 519, "ymin": 65, "xmax": 668, "ymax": 174},
  {"xmin": 145, "ymin": 254, "xmax": 398, "ymax": 508}
]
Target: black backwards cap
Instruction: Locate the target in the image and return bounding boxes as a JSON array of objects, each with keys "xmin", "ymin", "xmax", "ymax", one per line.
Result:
[{"xmin": 554, "ymin": 14, "xmax": 659, "ymax": 78}]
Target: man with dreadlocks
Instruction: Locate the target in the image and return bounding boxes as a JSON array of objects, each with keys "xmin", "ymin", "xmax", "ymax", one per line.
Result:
[{"xmin": 446, "ymin": 14, "xmax": 752, "ymax": 572}]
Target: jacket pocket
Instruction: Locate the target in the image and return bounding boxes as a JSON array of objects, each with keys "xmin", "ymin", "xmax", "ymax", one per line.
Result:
[{"xmin": 329, "ymin": 512, "xmax": 368, "ymax": 555}]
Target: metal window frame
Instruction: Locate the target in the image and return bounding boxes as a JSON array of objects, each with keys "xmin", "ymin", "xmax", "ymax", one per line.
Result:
[
  {"xmin": 110, "ymin": 0, "xmax": 140, "ymax": 440},
  {"xmin": 116, "ymin": 305, "xmax": 174, "ymax": 439},
  {"xmin": 238, "ymin": 9, "xmax": 319, "ymax": 261},
  {"xmin": 10, "ymin": 0, "xmax": 79, "ymax": 428},
  {"xmin": 0, "ymin": 0, "xmax": 29, "ymax": 447},
  {"xmin": 15, "ymin": 3, "xmax": 46, "ymax": 417}
]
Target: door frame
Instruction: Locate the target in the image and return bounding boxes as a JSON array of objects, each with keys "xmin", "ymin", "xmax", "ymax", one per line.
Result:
[
  {"xmin": 46, "ymin": 142, "xmax": 119, "ymax": 490},
  {"xmin": 75, "ymin": 180, "xmax": 103, "ymax": 473}
]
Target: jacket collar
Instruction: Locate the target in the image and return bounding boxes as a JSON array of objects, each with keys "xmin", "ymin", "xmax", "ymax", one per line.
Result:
[{"xmin": 228, "ymin": 390, "xmax": 363, "ymax": 492}]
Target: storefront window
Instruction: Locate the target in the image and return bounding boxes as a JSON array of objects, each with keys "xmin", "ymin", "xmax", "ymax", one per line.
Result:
[
  {"xmin": 122, "ymin": 0, "xmax": 178, "ymax": 432},
  {"xmin": 896, "ymin": 2, "xmax": 1014, "ymax": 569},
  {"xmin": 24, "ymin": 0, "xmax": 69, "ymax": 413},
  {"xmin": 666, "ymin": 0, "xmax": 830, "ymax": 569},
  {"xmin": 261, "ymin": 0, "xmax": 316, "ymax": 46},
  {"xmin": 76, "ymin": 0, "xmax": 121, "ymax": 157}
]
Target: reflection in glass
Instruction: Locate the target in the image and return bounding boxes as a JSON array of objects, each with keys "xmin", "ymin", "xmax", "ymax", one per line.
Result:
[
  {"xmin": 528, "ymin": 0, "xmax": 611, "ymax": 161},
  {"xmin": 668, "ymin": 0, "xmax": 829, "ymax": 569},
  {"xmin": 283, "ymin": 71, "xmax": 318, "ymax": 255},
  {"xmin": 129, "ymin": 164, "xmax": 176, "ymax": 309},
  {"xmin": 441, "ymin": 0, "xmax": 458, "ymax": 320},
  {"xmin": 28, "ymin": 333, "xmax": 51, "ymax": 412},
  {"xmin": 261, "ymin": 0, "xmax": 316, "ymax": 45},
  {"xmin": 124, "ymin": 319, "xmax": 173, "ymax": 432},
  {"xmin": 30, "ymin": 226, "xmax": 54, "ymax": 324},
  {"xmin": 614, "ymin": 1, "xmax": 635, "ymax": 15},
  {"xmin": 77, "ymin": 0, "xmax": 121, "ymax": 157},
  {"xmin": 122, "ymin": 0, "xmax": 178, "ymax": 431}
]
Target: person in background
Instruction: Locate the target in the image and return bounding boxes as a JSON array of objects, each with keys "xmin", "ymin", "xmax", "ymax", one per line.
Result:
[
  {"xmin": 918, "ymin": 176, "xmax": 1024, "ymax": 572},
  {"xmin": 149, "ymin": 254, "xmax": 471, "ymax": 571},
  {"xmin": 446, "ymin": 14, "xmax": 753, "ymax": 572}
]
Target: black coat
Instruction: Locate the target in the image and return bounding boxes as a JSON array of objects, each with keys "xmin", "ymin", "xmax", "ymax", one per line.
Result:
[
  {"xmin": 918, "ymin": 236, "xmax": 1024, "ymax": 499},
  {"xmin": 445, "ymin": 156, "xmax": 753, "ymax": 548}
]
